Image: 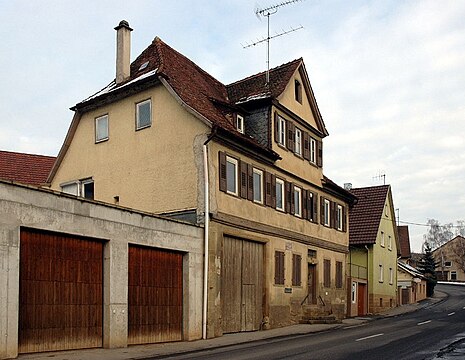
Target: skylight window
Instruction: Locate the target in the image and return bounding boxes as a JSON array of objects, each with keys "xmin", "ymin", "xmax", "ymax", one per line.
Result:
[{"xmin": 138, "ymin": 61, "xmax": 149, "ymax": 71}]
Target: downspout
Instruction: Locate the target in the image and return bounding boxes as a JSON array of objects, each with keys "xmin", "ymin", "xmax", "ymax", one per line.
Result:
[
  {"xmin": 202, "ymin": 129, "xmax": 216, "ymax": 340},
  {"xmin": 365, "ymin": 245, "xmax": 369, "ymax": 314}
]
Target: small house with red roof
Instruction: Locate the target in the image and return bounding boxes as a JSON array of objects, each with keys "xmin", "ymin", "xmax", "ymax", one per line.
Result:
[
  {"xmin": 46, "ymin": 20, "xmax": 356, "ymax": 346},
  {"xmin": 0, "ymin": 150, "xmax": 55, "ymax": 186},
  {"xmin": 347, "ymin": 185, "xmax": 400, "ymax": 316}
]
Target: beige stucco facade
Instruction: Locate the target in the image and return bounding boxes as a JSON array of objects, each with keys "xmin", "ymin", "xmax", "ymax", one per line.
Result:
[
  {"xmin": 433, "ymin": 236, "xmax": 465, "ymax": 282},
  {"xmin": 397, "ymin": 263, "xmax": 427, "ymax": 304}
]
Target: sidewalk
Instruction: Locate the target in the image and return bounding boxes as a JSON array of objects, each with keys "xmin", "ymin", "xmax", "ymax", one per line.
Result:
[{"xmin": 19, "ymin": 292, "xmax": 447, "ymax": 360}]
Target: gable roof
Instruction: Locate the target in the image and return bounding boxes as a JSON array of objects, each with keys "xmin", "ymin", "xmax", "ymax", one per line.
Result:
[
  {"xmin": 0, "ymin": 150, "xmax": 55, "ymax": 186},
  {"xmin": 398, "ymin": 225, "xmax": 411, "ymax": 258},
  {"xmin": 432, "ymin": 235, "xmax": 465, "ymax": 253},
  {"xmin": 349, "ymin": 185, "xmax": 390, "ymax": 245},
  {"xmin": 398, "ymin": 261, "xmax": 425, "ymax": 279}
]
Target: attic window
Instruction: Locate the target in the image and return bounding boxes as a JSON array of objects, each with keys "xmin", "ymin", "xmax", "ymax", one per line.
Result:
[
  {"xmin": 295, "ymin": 79, "xmax": 302, "ymax": 104},
  {"xmin": 236, "ymin": 114, "xmax": 244, "ymax": 134},
  {"xmin": 138, "ymin": 61, "xmax": 149, "ymax": 71}
]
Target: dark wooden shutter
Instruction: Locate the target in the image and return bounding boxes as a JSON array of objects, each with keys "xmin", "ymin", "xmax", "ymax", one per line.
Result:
[
  {"xmin": 331, "ymin": 202, "xmax": 336, "ymax": 228},
  {"xmin": 302, "ymin": 189, "xmax": 308, "ymax": 220},
  {"xmin": 247, "ymin": 164, "xmax": 253, "ymax": 201},
  {"xmin": 285, "ymin": 181, "xmax": 291, "ymax": 213},
  {"xmin": 289, "ymin": 183, "xmax": 295, "ymax": 215},
  {"xmin": 292, "ymin": 254, "xmax": 302, "ymax": 286},
  {"xmin": 271, "ymin": 174, "xmax": 276, "ymax": 208},
  {"xmin": 286, "ymin": 120, "xmax": 294, "ymax": 151},
  {"xmin": 303, "ymin": 132, "xmax": 310, "ymax": 160},
  {"xmin": 219, "ymin": 151, "xmax": 227, "ymax": 192},
  {"xmin": 265, "ymin": 171, "xmax": 272, "ymax": 206},
  {"xmin": 342, "ymin": 206, "xmax": 347, "ymax": 232},
  {"xmin": 336, "ymin": 261, "xmax": 343, "ymax": 289},
  {"xmin": 274, "ymin": 112, "xmax": 279, "ymax": 144},
  {"xmin": 274, "ymin": 251, "xmax": 285, "ymax": 285},
  {"xmin": 240, "ymin": 160, "xmax": 248, "ymax": 198},
  {"xmin": 320, "ymin": 197, "xmax": 325, "ymax": 224},
  {"xmin": 317, "ymin": 140, "xmax": 323, "ymax": 167},
  {"xmin": 324, "ymin": 259, "xmax": 331, "ymax": 288},
  {"xmin": 313, "ymin": 193, "xmax": 318, "ymax": 223}
]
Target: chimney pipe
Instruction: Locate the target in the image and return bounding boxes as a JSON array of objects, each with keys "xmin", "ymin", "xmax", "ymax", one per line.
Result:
[{"xmin": 114, "ymin": 20, "xmax": 133, "ymax": 85}]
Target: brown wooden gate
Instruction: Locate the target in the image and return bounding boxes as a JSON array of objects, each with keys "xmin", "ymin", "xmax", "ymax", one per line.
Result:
[
  {"xmin": 128, "ymin": 245, "xmax": 183, "ymax": 345},
  {"xmin": 19, "ymin": 228, "xmax": 103, "ymax": 353},
  {"xmin": 221, "ymin": 237, "xmax": 264, "ymax": 333}
]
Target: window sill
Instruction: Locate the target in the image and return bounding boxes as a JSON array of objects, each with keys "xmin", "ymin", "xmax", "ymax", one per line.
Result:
[
  {"xmin": 95, "ymin": 138, "xmax": 109, "ymax": 144},
  {"xmin": 136, "ymin": 124, "xmax": 152, "ymax": 131}
]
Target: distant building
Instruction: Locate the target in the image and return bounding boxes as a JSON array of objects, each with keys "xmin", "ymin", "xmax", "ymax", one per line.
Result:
[
  {"xmin": 0, "ymin": 150, "xmax": 55, "ymax": 186},
  {"xmin": 433, "ymin": 235, "xmax": 465, "ymax": 282}
]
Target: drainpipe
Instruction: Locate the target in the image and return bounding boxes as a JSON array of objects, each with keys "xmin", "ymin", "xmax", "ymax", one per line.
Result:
[
  {"xmin": 365, "ymin": 245, "xmax": 369, "ymax": 314},
  {"xmin": 202, "ymin": 130, "xmax": 216, "ymax": 340}
]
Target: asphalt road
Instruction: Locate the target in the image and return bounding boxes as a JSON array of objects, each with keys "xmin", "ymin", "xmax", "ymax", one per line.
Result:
[{"xmin": 155, "ymin": 284, "xmax": 465, "ymax": 360}]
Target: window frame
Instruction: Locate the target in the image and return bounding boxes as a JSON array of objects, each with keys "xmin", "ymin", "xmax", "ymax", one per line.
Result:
[
  {"xmin": 95, "ymin": 114, "xmax": 109, "ymax": 143},
  {"xmin": 351, "ymin": 282, "xmax": 357, "ymax": 303},
  {"xmin": 252, "ymin": 168, "xmax": 264, "ymax": 204},
  {"xmin": 324, "ymin": 199, "xmax": 330, "ymax": 226},
  {"xmin": 60, "ymin": 178, "xmax": 94, "ymax": 200},
  {"xmin": 294, "ymin": 186, "xmax": 302, "ymax": 217},
  {"xmin": 225, "ymin": 156, "xmax": 238, "ymax": 196},
  {"xmin": 444, "ymin": 261, "xmax": 452, "ymax": 267},
  {"xmin": 336, "ymin": 204, "xmax": 343, "ymax": 231},
  {"xmin": 295, "ymin": 79, "xmax": 302, "ymax": 104},
  {"xmin": 380, "ymin": 231, "xmax": 385, "ymax": 247},
  {"xmin": 379, "ymin": 264, "xmax": 384, "ymax": 283},
  {"xmin": 278, "ymin": 116, "xmax": 286, "ymax": 147},
  {"xmin": 451, "ymin": 271, "xmax": 457, "ymax": 280},
  {"xmin": 389, "ymin": 267, "xmax": 393, "ymax": 285},
  {"xmin": 236, "ymin": 114, "xmax": 244, "ymax": 134},
  {"xmin": 294, "ymin": 127, "xmax": 302, "ymax": 156},
  {"xmin": 275, "ymin": 178, "xmax": 285, "ymax": 212},
  {"xmin": 136, "ymin": 99, "xmax": 152, "ymax": 130},
  {"xmin": 309, "ymin": 137, "xmax": 316, "ymax": 164},
  {"xmin": 388, "ymin": 235, "xmax": 392, "ymax": 250}
]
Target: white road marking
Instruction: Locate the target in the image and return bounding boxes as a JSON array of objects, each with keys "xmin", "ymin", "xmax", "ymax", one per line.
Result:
[
  {"xmin": 355, "ymin": 333, "xmax": 384, "ymax": 342},
  {"xmin": 448, "ymin": 312, "xmax": 455, "ymax": 316},
  {"xmin": 417, "ymin": 320, "xmax": 432, "ymax": 326},
  {"xmin": 463, "ymin": 306, "xmax": 465, "ymax": 309}
]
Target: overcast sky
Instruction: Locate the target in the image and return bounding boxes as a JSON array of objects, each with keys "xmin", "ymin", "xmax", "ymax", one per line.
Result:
[{"xmin": 1, "ymin": 0, "xmax": 464, "ymax": 251}]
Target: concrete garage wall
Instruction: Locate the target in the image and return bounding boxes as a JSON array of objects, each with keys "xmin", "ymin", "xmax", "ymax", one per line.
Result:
[{"xmin": 0, "ymin": 181, "xmax": 204, "ymax": 359}]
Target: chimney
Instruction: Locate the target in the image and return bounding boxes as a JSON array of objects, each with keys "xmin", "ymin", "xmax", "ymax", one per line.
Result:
[{"xmin": 114, "ymin": 20, "xmax": 133, "ymax": 85}]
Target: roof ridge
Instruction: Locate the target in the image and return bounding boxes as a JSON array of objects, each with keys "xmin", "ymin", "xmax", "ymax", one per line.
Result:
[
  {"xmin": 351, "ymin": 184, "xmax": 390, "ymax": 191},
  {"xmin": 226, "ymin": 58, "xmax": 302, "ymax": 87},
  {"xmin": 0, "ymin": 149, "xmax": 56, "ymax": 158}
]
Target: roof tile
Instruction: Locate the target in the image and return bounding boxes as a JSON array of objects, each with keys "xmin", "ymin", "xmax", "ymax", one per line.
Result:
[{"xmin": 0, "ymin": 150, "xmax": 55, "ymax": 186}]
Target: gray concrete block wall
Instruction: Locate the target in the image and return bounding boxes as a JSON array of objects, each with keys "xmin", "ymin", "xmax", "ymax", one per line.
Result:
[{"xmin": 0, "ymin": 182, "xmax": 204, "ymax": 359}]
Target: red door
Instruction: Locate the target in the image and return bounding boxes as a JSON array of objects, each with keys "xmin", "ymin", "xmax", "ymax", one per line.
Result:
[{"xmin": 357, "ymin": 283, "xmax": 366, "ymax": 316}]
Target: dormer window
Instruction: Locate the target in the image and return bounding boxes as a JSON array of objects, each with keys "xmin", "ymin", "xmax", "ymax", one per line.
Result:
[
  {"xmin": 295, "ymin": 79, "xmax": 302, "ymax": 104},
  {"xmin": 236, "ymin": 114, "xmax": 244, "ymax": 134}
]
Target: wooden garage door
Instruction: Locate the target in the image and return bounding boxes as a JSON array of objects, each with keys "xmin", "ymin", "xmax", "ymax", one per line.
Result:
[
  {"xmin": 222, "ymin": 237, "xmax": 264, "ymax": 333},
  {"xmin": 19, "ymin": 228, "xmax": 103, "ymax": 353},
  {"xmin": 128, "ymin": 245, "xmax": 183, "ymax": 345}
]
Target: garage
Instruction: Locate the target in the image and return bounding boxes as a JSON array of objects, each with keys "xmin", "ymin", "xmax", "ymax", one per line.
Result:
[
  {"xmin": 128, "ymin": 245, "xmax": 183, "ymax": 345},
  {"xmin": 221, "ymin": 236, "xmax": 264, "ymax": 333},
  {"xmin": 19, "ymin": 228, "xmax": 104, "ymax": 353}
]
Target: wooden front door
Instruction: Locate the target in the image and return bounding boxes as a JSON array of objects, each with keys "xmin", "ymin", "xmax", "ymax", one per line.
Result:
[
  {"xmin": 19, "ymin": 228, "xmax": 103, "ymax": 353},
  {"xmin": 307, "ymin": 264, "xmax": 317, "ymax": 304},
  {"xmin": 402, "ymin": 288, "xmax": 410, "ymax": 304},
  {"xmin": 357, "ymin": 283, "xmax": 366, "ymax": 316},
  {"xmin": 222, "ymin": 237, "xmax": 263, "ymax": 333},
  {"xmin": 128, "ymin": 245, "xmax": 183, "ymax": 345}
]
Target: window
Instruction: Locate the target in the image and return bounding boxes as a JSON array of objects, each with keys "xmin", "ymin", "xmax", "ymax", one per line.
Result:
[
  {"xmin": 295, "ymin": 79, "xmax": 302, "ymax": 103},
  {"xmin": 388, "ymin": 235, "xmax": 392, "ymax": 250},
  {"xmin": 379, "ymin": 264, "xmax": 384, "ymax": 282},
  {"xmin": 336, "ymin": 261, "xmax": 343, "ymax": 289},
  {"xmin": 336, "ymin": 204, "xmax": 343, "ymax": 231},
  {"xmin": 277, "ymin": 116, "xmax": 286, "ymax": 146},
  {"xmin": 276, "ymin": 178, "xmax": 285, "ymax": 211},
  {"xmin": 308, "ymin": 249, "xmax": 317, "ymax": 258},
  {"xmin": 380, "ymin": 231, "xmax": 385, "ymax": 247},
  {"xmin": 385, "ymin": 204, "xmax": 388, "ymax": 217},
  {"xmin": 294, "ymin": 187, "xmax": 302, "ymax": 217},
  {"xmin": 451, "ymin": 271, "xmax": 457, "ymax": 280},
  {"xmin": 295, "ymin": 128, "xmax": 302, "ymax": 156},
  {"xmin": 95, "ymin": 114, "xmax": 109, "ymax": 142},
  {"xmin": 253, "ymin": 168, "xmax": 263, "ymax": 204},
  {"xmin": 324, "ymin": 259, "xmax": 331, "ymax": 288},
  {"xmin": 275, "ymin": 251, "xmax": 285, "ymax": 285},
  {"xmin": 309, "ymin": 137, "xmax": 316, "ymax": 164},
  {"xmin": 226, "ymin": 156, "xmax": 238, "ymax": 195},
  {"xmin": 61, "ymin": 179, "xmax": 94, "ymax": 200},
  {"xmin": 292, "ymin": 254, "xmax": 302, "ymax": 286},
  {"xmin": 236, "ymin": 114, "xmax": 244, "ymax": 134},
  {"xmin": 136, "ymin": 99, "xmax": 152, "ymax": 129},
  {"xmin": 351, "ymin": 282, "xmax": 357, "ymax": 303},
  {"xmin": 389, "ymin": 268, "xmax": 393, "ymax": 285},
  {"xmin": 444, "ymin": 261, "xmax": 452, "ymax": 267},
  {"xmin": 324, "ymin": 199, "xmax": 330, "ymax": 226}
]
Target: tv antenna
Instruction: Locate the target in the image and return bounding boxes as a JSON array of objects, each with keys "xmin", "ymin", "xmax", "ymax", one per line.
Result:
[
  {"xmin": 242, "ymin": 0, "xmax": 304, "ymax": 85},
  {"xmin": 373, "ymin": 171, "xmax": 386, "ymax": 185}
]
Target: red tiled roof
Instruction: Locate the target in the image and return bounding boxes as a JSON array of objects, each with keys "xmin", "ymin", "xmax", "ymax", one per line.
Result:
[
  {"xmin": 349, "ymin": 185, "xmax": 390, "ymax": 245},
  {"xmin": 226, "ymin": 59, "xmax": 302, "ymax": 103},
  {"xmin": 0, "ymin": 150, "xmax": 55, "ymax": 186},
  {"xmin": 398, "ymin": 225, "xmax": 411, "ymax": 258}
]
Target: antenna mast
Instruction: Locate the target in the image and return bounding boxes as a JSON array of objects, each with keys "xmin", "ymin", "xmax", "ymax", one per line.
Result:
[{"xmin": 243, "ymin": 0, "xmax": 304, "ymax": 85}]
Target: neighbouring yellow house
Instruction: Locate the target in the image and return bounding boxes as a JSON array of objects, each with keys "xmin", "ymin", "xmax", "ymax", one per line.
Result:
[
  {"xmin": 46, "ymin": 21, "xmax": 356, "ymax": 341},
  {"xmin": 346, "ymin": 185, "xmax": 400, "ymax": 316}
]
